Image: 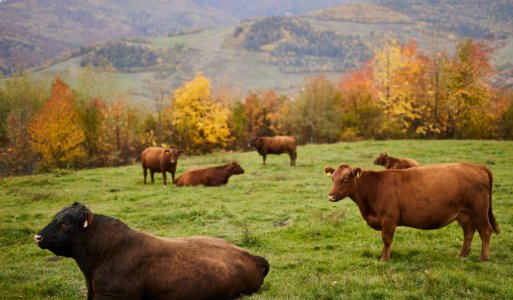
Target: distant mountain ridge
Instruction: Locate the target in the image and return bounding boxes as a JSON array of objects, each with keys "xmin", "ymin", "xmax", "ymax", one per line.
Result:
[
  {"xmin": 0, "ymin": 0, "xmax": 362, "ymax": 75},
  {"xmin": 2, "ymin": 0, "xmax": 513, "ymax": 94}
]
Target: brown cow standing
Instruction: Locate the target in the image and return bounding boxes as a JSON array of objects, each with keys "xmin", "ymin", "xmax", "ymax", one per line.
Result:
[
  {"xmin": 35, "ymin": 202, "xmax": 269, "ymax": 299},
  {"xmin": 175, "ymin": 161, "xmax": 245, "ymax": 187},
  {"xmin": 373, "ymin": 152, "xmax": 420, "ymax": 169},
  {"xmin": 324, "ymin": 163, "xmax": 499, "ymax": 261},
  {"xmin": 249, "ymin": 136, "xmax": 297, "ymax": 166},
  {"xmin": 141, "ymin": 147, "xmax": 183, "ymax": 185}
]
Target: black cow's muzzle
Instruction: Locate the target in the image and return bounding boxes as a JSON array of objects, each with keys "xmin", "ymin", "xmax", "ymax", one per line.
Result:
[{"xmin": 34, "ymin": 234, "xmax": 43, "ymax": 243}]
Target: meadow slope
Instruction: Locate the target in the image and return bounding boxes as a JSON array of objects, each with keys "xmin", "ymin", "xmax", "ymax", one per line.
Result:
[{"xmin": 1, "ymin": 140, "xmax": 512, "ymax": 299}]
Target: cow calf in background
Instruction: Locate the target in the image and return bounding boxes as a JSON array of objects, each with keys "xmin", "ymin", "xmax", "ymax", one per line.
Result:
[
  {"xmin": 35, "ymin": 202, "xmax": 269, "ymax": 299},
  {"xmin": 373, "ymin": 152, "xmax": 420, "ymax": 169},
  {"xmin": 175, "ymin": 161, "xmax": 245, "ymax": 187}
]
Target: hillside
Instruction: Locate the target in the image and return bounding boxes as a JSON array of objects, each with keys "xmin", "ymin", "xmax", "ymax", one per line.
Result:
[
  {"xmin": 1, "ymin": 140, "xmax": 513, "ymax": 298},
  {"xmin": 0, "ymin": 0, "xmax": 237, "ymax": 76},
  {"xmin": 9, "ymin": 1, "xmax": 513, "ymax": 99}
]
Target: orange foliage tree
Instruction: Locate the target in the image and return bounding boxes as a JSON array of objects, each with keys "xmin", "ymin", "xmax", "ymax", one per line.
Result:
[
  {"xmin": 243, "ymin": 90, "xmax": 289, "ymax": 139},
  {"xmin": 27, "ymin": 78, "xmax": 86, "ymax": 169}
]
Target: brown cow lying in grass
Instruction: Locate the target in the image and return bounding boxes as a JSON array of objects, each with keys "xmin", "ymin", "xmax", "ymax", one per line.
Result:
[
  {"xmin": 141, "ymin": 147, "xmax": 184, "ymax": 185},
  {"xmin": 373, "ymin": 152, "xmax": 420, "ymax": 169},
  {"xmin": 175, "ymin": 161, "xmax": 245, "ymax": 187},
  {"xmin": 249, "ymin": 136, "xmax": 297, "ymax": 166},
  {"xmin": 324, "ymin": 163, "xmax": 499, "ymax": 261},
  {"xmin": 35, "ymin": 202, "xmax": 269, "ymax": 299}
]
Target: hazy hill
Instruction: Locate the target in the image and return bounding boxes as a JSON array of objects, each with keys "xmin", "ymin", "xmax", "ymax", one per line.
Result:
[
  {"xmin": 191, "ymin": 0, "xmax": 371, "ymax": 19},
  {"xmin": 5, "ymin": 1, "xmax": 513, "ymax": 100},
  {"xmin": 0, "ymin": 0, "xmax": 237, "ymax": 75}
]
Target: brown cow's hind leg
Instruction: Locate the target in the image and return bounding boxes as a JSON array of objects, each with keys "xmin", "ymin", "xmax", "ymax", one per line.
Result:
[
  {"xmin": 475, "ymin": 219, "xmax": 492, "ymax": 261},
  {"xmin": 457, "ymin": 213, "xmax": 475, "ymax": 257},
  {"xmin": 380, "ymin": 219, "xmax": 396, "ymax": 261}
]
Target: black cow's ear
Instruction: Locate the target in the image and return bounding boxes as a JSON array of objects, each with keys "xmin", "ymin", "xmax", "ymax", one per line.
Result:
[{"xmin": 83, "ymin": 212, "xmax": 93, "ymax": 229}]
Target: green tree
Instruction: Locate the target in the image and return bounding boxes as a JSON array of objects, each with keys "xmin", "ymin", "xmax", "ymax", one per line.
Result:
[{"xmin": 286, "ymin": 75, "xmax": 343, "ymax": 143}]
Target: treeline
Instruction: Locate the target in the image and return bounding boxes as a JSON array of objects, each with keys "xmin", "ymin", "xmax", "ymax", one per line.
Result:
[
  {"xmin": 236, "ymin": 17, "xmax": 371, "ymax": 73},
  {"xmin": 1, "ymin": 38, "xmax": 512, "ymax": 175}
]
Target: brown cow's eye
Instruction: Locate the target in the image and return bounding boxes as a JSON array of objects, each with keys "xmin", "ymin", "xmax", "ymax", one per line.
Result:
[{"xmin": 342, "ymin": 178, "xmax": 350, "ymax": 182}]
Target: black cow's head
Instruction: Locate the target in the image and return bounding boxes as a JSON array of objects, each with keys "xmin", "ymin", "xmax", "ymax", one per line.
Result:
[
  {"xmin": 35, "ymin": 202, "xmax": 93, "ymax": 257},
  {"xmin": 164, "ymin": 148, "xmax": 184, "ymax": 164},
  {"xmin": 324, "ymin": 164, "xmax": 361, "ymax": 202},
  {"xmin": 373, "ymin": 152, "xmax": 388, "ymax": 165},
  {"xmin": 228, "ymin": 161, "xmax": 245, "ymax": 175}
]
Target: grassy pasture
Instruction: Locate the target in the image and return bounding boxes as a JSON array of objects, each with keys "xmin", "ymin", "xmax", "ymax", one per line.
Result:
[{"xmin": 1, "ymin": 140, "xmax": 512, "ymax": 299}]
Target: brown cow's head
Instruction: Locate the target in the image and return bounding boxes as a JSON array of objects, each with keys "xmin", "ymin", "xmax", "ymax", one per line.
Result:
[
  {"xmin": 324, "ymin": 164, "xmax": 361, "ymax": 202},
  {"xmin": 35, "ymin": 202, "xmax": 93, "ymax": 257},
  {"xmin": 164, "ymin": 148, "xmax": 184, "ymax": 164},
  {"xmin": 228, "ymin": 161, "xmax": 245, "ymax": 175},
  {"xmin": 247, "ymin": 137, "xmax": 258, "ymax": 148},
  {"xmin": 373, "ymin": 152, "xmax": 388, "ymax": 166}
]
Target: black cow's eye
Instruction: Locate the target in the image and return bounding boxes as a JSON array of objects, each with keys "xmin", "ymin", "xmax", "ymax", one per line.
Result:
[{"xmin": 60, "ymin": 220, "xmax": 71, "ymax": 228}]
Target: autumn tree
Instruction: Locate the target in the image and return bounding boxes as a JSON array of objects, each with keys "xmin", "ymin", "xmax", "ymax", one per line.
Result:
[
  {"xmin": 0, "ymin": 73, "xmax": 48, "ymax": 174},
  {"xmin": 371, "ymin": 39, "xmax": 436, "ymax": 138},
  {"xmin": 27, "ymin": 78, "xmax": 86, "ymax": 170},
  {"xmin": 285, "ymin": 75, "xmax": 343, "ymax": 143},
  {"xmin": 168, "ymin": 73, "xmax": 231, "ymax": 153},
  {"xmin": 243, "ymin": 90, "xmax": 289, "ymax": 140},
  {"xmin": 339, "ymin": 63, "xmax": 381, "ymax": 140},
  {"xmin": 445, "ymin": 38, "xmax": 495, "ymax": 138}
]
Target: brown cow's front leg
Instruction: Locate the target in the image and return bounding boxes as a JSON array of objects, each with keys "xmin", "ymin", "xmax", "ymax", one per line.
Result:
[
  {"xmin": 380, "ymin": 219, "xmax": 396, "ymax": 261},
  {"xmin": 162, "ymin": 172, "xmax": 167, "ymax": 186},
  {"xmin": 262, "ymin": 155, "xmax": 266, "ymax": 165}
]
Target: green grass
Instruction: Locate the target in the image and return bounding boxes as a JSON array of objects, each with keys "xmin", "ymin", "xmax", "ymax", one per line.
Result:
[{"xmin": 1, "ymin": 140, "xmax": 513, "ymax": 299}]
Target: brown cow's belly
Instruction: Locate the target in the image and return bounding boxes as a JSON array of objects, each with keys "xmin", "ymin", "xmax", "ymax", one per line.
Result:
[{"xmin": 398, "ymin": 211, "xmax": 460, "ymax": 229}]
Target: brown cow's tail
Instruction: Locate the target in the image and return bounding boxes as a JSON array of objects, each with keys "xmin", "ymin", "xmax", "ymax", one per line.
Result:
[{"xmin": 482, "ymin": 166, "xmax": 500, "ymax": 234}]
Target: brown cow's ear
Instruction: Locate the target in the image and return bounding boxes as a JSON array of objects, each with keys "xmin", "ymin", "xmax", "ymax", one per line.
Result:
[
  {"xmin": 164, "ymin": 149, "xmax": 170, "ymax": 156},
  {"xmin": 352, "ymin": 167, "xmax": 362, "ymax": 178},
  {"xmin": 324, "ymin": 166, "xmax": 335, "ymax": 176},
  {"xmin": 83, "ymin": 212, "xmax": 93, "ymax": 228}
]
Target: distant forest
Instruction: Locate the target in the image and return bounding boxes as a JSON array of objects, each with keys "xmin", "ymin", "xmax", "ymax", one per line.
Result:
[
  {"xmin": 236, "ymin": 17, "xmax": 372, "ymax": 73},
  {"xmin": 80, "ymin": 42, "xmax": 188, "ymax": 72}
]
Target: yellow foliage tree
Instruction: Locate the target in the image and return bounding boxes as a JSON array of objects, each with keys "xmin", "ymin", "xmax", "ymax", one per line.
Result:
[
  {"xmin": 169, "ymin": 73, "xmax": 231, "ymax": 153},
  {"xmin": 27, "ymin": 78, "xmax": 86, "ymax": 169}
]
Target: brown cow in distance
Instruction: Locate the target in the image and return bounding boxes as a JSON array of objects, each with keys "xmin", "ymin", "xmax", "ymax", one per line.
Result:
[
  {"xmin": 35, "ymin": 202, "xmax": 269, "ymax": 299},
  {"xmin": 249, "ymin": 136, "xmax": 297, "ymax": 166},
  {"xmin": 175, "ymin": 161, "xmax": 245, "ymax": 187},
  {"xmin": 373, "ymin": 152, "xmax": 420, "ymax": 169},
  {"xmin": 141, "ymin": 147, "xmax": 184, "ymax": 185},
  {"xmin": 324, "ymin": 163, "xmax": 499, "ymax": 261}
]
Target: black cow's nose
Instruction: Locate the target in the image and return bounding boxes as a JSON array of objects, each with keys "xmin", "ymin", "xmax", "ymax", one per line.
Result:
[{"xmin": 34, "ymin": 234, "xmax": 43, "ymax": 243}]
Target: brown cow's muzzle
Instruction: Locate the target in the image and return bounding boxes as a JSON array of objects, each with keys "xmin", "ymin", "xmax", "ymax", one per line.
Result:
[{"xmin": 328, "ymin": 194, "xmax": 340, "ymax": 202}]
